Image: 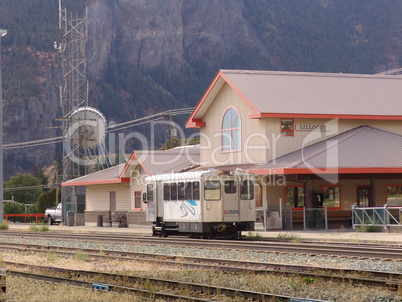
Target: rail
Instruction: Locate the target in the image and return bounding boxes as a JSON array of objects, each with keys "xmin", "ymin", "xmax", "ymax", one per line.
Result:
[
  {"xmin": 352, "ymin": 203, "xmax": 402, "ymax": 230},
  {"xmin": 3, "ymin": 213, "xmax": 45, "ymax": 224}
]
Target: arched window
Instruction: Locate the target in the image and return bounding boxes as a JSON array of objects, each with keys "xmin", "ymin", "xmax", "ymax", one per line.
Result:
[{"xmin": 221, "ymin": 107, "xmax": 240, "ymax": 151}]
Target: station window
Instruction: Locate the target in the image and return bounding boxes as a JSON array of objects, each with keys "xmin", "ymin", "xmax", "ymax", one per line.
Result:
[
  {"xmin": 240, "ymin": 180, "xmax": 254, "ymax": 200},
  {"xmin": 221, "ymin": 107, "xmax": 241, "ymax": 151},
  {"xmin": 321, "ymin": 185, "xmax": 341, "ymax": 208},
  {"xmin": 280, "ymin": 119, "xmax": 294, "ymax": 136},
  {"xmin": 285, "ymin": 186, "xmax": 304, "ymax": 208},
  {"xmin": 204, "ymin": 181, "xmax": 221, "ymax": 201},
  {"xmin": 386, "ymin": 185, "xmax": 402, "ymax": 206},
  {"xmin": 133, "ymin": 190, "xmax": 142, "ymax": 210}
]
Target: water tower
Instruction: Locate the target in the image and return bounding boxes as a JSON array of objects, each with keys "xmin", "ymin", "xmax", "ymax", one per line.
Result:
[{"xmin": 56, "ymin": 0, "xmax": 110, "ymax": 224}]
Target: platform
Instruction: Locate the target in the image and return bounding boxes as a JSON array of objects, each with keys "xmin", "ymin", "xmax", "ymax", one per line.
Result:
[{"xmin": 4, "ymin": 223, "xmax": 402, "ymax": 244}]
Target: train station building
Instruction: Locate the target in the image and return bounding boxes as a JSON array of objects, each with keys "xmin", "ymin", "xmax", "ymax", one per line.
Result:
[
  {"xmin": 62, "ymin": 147, "xmax": 199, "ymax": 226},
  {"xmin": 186, "ymin": 70, "xmax": 402, "ymax": 229},
  {"xmin": 63, "ymin": 69, "xmax": 402, "ymax": 229}
]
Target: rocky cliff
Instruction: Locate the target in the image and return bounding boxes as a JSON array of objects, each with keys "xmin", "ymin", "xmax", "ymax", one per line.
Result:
[{"xmin": 0, "ymin": 0, "xmax": 400, "ymax": 179}]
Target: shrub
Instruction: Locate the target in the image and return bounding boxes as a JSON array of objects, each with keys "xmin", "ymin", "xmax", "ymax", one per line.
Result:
[
  {"xmin": 0, "ymin": 221, "xmax": 9, "ymax": 230},
  {"xmin": 29, "ymin": 225, "xmax": 49, "ymax": 232},
  {"xmin": 276, "ymin": 233, "xmax": 301, "ymax": 242}
]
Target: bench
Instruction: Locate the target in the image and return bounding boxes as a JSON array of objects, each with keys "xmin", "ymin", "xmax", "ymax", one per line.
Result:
[
  {"xmin": 290, "ymin": 210, "xmax": 352, "ymax": 226},
  {"xmin": 327, "ymin": 211, "xmax": 352, "ymax": 221},
  {"xmin": 109, "ymin": 213, "xmax": 128, "ymax": 228}
]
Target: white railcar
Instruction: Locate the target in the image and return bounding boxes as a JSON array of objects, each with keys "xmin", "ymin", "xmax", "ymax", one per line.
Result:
[{"xmin": 144, "ymin": 170, "xmax": 255, "ymax": 238}]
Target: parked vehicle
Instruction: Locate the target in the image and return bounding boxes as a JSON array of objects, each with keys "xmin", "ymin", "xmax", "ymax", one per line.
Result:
[
  {"xmin": 43, "ymin": 203, "xmax": 62, "ymax": 225},
  {"xmin": 144, "ymin": 170, "xmax": 256, "ymax": 238}
]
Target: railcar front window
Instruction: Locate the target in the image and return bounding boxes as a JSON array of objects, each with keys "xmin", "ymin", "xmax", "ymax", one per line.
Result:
[
  {"xmin": 224, "ymin": 180, "xmax": 236, "ymax": 194},
  {"xmin": 240, "ymin": 180, "xmax": 254, "ymax": 200},
  {"xmin": 204, "ymin": 181, "xmax": 221, "ymax": 201}
]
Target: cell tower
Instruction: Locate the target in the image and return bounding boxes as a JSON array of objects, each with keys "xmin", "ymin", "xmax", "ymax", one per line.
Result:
[{"xmin": 56, "ymin": 0, "xmax": 110, "ymax": 224}]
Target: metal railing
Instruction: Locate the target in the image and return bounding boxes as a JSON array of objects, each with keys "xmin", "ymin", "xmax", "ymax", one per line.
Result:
[
  {"xmin": 352, "ymin": 203, "xmax": 402, "ymax": 230},
  {"xmin": 303, "ymin": 207, "xmax": 328, "ymax": 230}
]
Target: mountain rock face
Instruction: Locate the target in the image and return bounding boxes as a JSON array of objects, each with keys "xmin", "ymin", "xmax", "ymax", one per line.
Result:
[
  {"xmin": 87, "ymin": 0, "xmax": 272, "ymax": 76},
  {"xmin": 0, "ymin": 0, "xmax": 400, "ymax": 179}
]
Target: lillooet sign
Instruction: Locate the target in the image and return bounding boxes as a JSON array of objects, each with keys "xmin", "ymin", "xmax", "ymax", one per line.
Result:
[{"xmin": 295, "ymin": 124, "xmax": 330, "ymax": 132}]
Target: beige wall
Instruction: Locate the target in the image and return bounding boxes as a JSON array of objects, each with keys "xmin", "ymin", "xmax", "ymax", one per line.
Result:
[
  {"xmin": 86, "ymin": 183, "xmax": 130, "ymax": 212},
  {"xmin": 200, "ymin": 83, "xmax": 268, "ymax": 166},
  {"xmin": 130, "ymin": 168, "xmax": 147, "ymax": 211},
  {"xmin": 199, "ymin": 83, "xmax": 402, "ymax": 166}
]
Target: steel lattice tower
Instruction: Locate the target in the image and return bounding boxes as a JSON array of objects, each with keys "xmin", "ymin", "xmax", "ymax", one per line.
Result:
[
  {"xmin": 58, "ymin": 0, "xmax": 88, "ymax": 180},
  {"xmin": 56, "ymin": 0, "xmax": 88, "ymax": 223}
]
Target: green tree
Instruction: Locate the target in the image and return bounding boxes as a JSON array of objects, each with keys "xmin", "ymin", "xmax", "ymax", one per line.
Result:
[
  {"xmin": 4, "ymin": 202, "xmax": 26, "ymax": 223},
  {"xmin": 33, "ymin": 166, "xmax": 48, "ymax": 185},
  {"xmin": 160, "ymin": 137, "xmax": 181, "ymax": 150},
  {"xmin": 37, "ymin": 188, "xmax": 59, "ymax": 214},
  {"xmin": 3, "ymin": 173, "xmax": 42, "ymax": 204}
]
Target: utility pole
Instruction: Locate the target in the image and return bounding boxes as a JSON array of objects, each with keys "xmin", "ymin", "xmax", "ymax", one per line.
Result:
[
  {"xmin": 167, "ymin": 113, "xmax": 172, "ymax": 149},
  {"xmin": 0, "ymin": 29, "xmax": 7, "ymax": 223}
]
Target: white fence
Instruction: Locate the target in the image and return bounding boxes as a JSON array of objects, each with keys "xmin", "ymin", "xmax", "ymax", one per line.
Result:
[{"xmin": 352, "ymin": 203, "xmax": 402, "ymax": 229}]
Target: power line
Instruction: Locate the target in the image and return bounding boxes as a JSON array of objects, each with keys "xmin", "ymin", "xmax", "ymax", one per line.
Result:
[
  {"xmin": 3, "ymin": 107, "xmax": 195, "ymax": 150},
  {"xmin": 3, "ymin": 184, "xmax": 60, "ymax": 191}
]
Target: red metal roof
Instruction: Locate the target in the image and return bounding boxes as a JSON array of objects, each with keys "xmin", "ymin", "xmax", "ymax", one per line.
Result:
[
  {"xmin": 186, "ymin": 70, "xmax": 402, "ymax": 128},
  {"xmin": 62, "ymin": 146, "xmax": 200, "ymax": 187},
  {"xmin": 62, "ymin": 164, "xmax": 128, "ymax": 187},
  {"xmin": 248, "ymin": 126, "xmax": 402, "ymax": 175}
]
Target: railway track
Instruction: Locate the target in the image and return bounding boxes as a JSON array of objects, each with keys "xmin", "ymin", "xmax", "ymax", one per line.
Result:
[
  {"xmin": 4, "ymin": 262, "xmax": 343, "ymax": 302},
  {"xmin": 1, "ymin": 242, "xmax": 400, "ymax": 291},
  {"xmin": 2, "ymin": 231, "xmax": 401, "ymax": 301},
  {"xmin": 2, "ymin": 230, "xmax": 402, "ymax": 261}
]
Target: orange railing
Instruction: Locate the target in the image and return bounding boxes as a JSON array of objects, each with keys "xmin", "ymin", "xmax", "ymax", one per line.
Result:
[{"xmin": 4, "ymin": 213, "xmax": 45, "ymax": 224}]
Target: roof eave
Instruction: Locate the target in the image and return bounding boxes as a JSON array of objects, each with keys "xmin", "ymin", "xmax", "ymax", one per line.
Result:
[
  {"xmin": 61, "ymin": 177, "xmax": 130, "ymax": 187},
  {"xmin": 185, "ymin": 70, "xmax": 260, "ymax": 128},
  {"xmin": 249, "ymin": 167, "xmax": 402, "ymax": 175},
  {"xmin": 249, "ymin": 112, "xmax": 402, "ymax": 120}
]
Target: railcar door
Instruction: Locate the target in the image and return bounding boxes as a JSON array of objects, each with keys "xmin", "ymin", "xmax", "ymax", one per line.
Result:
[
  {"xmin": 222, "ymin": 177, "xmax": 240, "ymax": 221},
  {"xmin": 146, "ymin": 182, "xmax": 156, "ymax": 222}
]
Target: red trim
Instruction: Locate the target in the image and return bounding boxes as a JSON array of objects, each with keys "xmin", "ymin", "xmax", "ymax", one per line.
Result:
[
  {"xmin": 249, "ymin": 112, "xmax": 402, "ymax": 120},
  {"xmin": 62, "ymin": 178, "xmax": 130, "ymax": 187},
  {"xmin": 185, "ymin": 70, "xmax": 260, "ymax": 129},
  {"xmin": 185, "ymin": 71, "xmax": 223, "ymax": 128},
  {"xmin": 249, "ymin": 167, "xmax": 402, "ymax": 175},
  {"xmin": 120, "ymin": 151, "xmax": 151, "ymax": 177},
  {"xmin": 186, "ymin": 119, "xmax": 206, "ymax": 128}
]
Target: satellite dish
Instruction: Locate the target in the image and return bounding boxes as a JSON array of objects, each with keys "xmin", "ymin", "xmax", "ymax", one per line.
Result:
[{"xmin": 68, "ymin": 106, "xmax": 107, "ymax": 149}]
